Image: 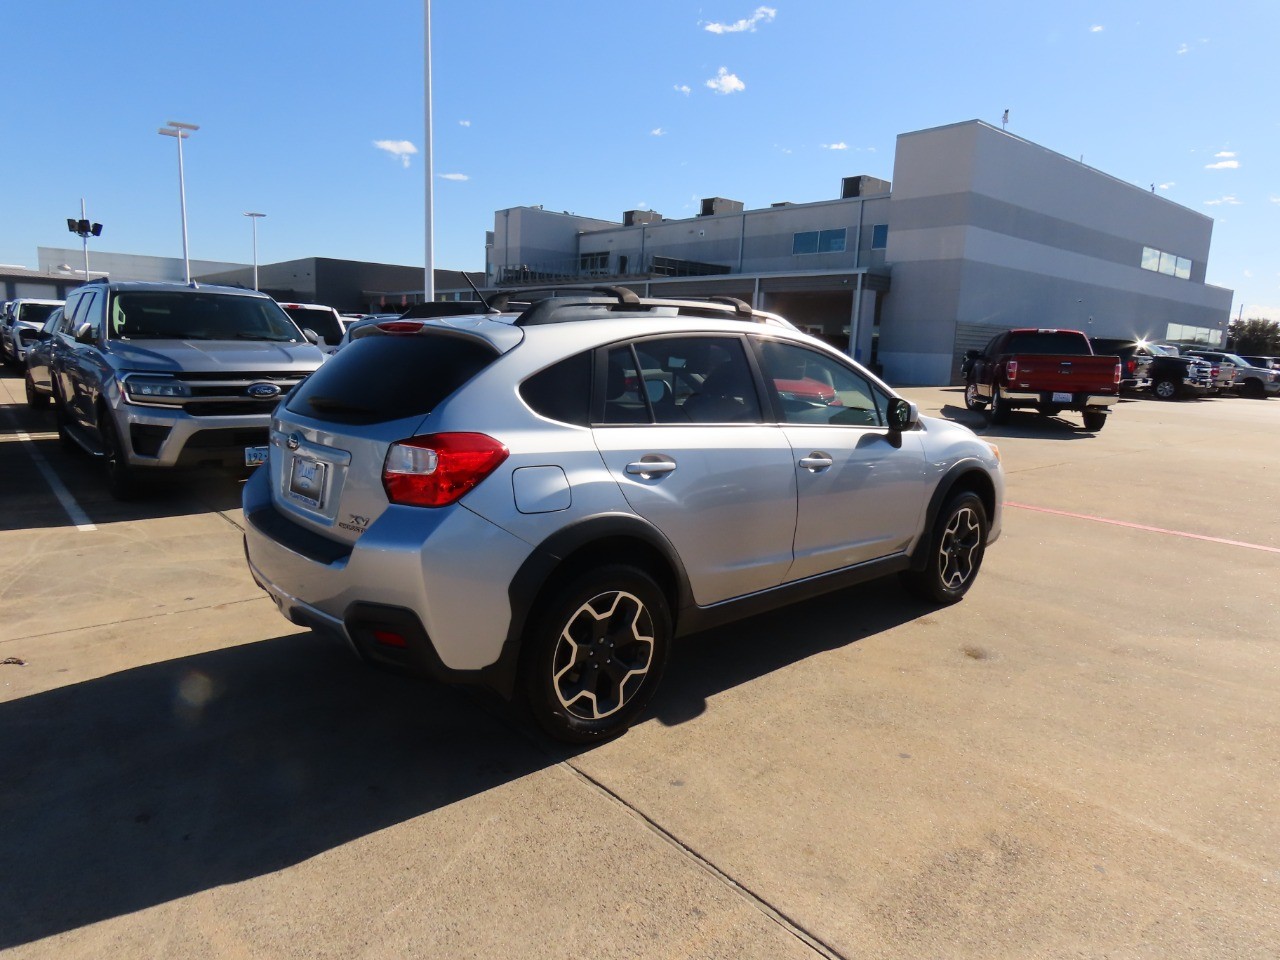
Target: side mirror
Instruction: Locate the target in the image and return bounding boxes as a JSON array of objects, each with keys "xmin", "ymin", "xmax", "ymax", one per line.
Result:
[
  {"xmin": 964, "ymin": 349, "xmax": 981, "ymax": 361},
  {"xmin": 888, "ymin": 397, "xmax": 918, "ymax": 432},
  {"xmin": 302, "ymin": 328, "xmax": 321, "ymax": 346},
  {"xmin": 74, "ymin": 322, "xmax": 96, "ymax": 345}
]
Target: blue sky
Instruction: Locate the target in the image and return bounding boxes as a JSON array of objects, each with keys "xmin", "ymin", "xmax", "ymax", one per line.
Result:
[{"xmin": 4, "ymin": 1, "xmax": 1277, "ymax": 319}]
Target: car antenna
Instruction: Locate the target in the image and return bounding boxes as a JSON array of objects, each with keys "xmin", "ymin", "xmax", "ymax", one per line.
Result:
[{"xmin": 462, "ymin": 273, "xmax": 497, "ymax": 314}]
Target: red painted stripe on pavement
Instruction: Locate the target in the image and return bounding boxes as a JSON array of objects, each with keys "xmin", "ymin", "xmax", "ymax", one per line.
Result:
[{"xmin": 1004, "ymin": 501, "xmax": 1280, "ymax": 555}]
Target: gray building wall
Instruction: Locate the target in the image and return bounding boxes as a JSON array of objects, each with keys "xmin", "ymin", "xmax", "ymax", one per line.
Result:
[
  {"xmin": 37, "ymin": 247, "xmax": 246, "ymax": 284},
  {"xmin": 878, "ymin": 120, "xmax": 1233, "ymax": 385},
  {"xmin": 489, "ymin": 207, "xmax": 620, "ymax": 282}
]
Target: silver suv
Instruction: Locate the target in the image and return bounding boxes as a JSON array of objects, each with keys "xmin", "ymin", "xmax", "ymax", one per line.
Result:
[
  {"xmin": 243, "ymin": 290, "xmax": 1004, "ymax": 741},
  {"xmin": 50, "ymin": 279, "xmax": 326, "ymax": 498}
]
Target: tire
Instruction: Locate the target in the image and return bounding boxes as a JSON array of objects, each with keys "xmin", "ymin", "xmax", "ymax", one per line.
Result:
[
  {"xmin": 963, "ymin": 381, "xmax": 987, "ymax": 411},
  {"xmin": 99, "ymin": 411, "xmax": 141, "ymax": 500},
  {"xmin": 24, "ymin": 373, "xmax": 49, "ymax": 409},
  {"xmin": 1241, "ymin": 379, "xmax": 1265, "ymax": 399},
  {"xmin": 901, "ymin": 491, "xmax": 988, "ymax": 605},
  {"xmin": 989, "ymin": 386, "xmax": 1011, "ymax": 424},
  {"xmin": 1082, "ymin": 410, "xmax": 1107, "ymax": 431},
  {"xmin": 1152, "ymin": 378, "xmax": 1178, "ymax": 401},
  {"xmin": 522, "ymin": 565, "xmax": 672, "ymax": 743}
]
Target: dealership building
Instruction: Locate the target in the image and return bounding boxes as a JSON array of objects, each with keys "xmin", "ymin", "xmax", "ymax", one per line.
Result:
[
  {"xmin": 485, "ymin": 119, "xmax": 1233, "ymax": 384},
  {"xmin": 6, "ymin": 120, "xmax": 1232, "ymax": 386}
]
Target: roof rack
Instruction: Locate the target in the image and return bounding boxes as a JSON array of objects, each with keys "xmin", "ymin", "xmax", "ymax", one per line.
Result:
[{"xmin": 512, "ymin": 291, "xmax": 793, "ymax": 329}]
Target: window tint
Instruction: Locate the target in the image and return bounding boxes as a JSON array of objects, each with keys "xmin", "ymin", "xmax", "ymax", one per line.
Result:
[
  {"xmin": 75, "ymin": 292, "xmax": 102, "ymax": 337},
  {"xmin": 110, "ymin": 292, "xmax": 301, "ymax": 342},
  {"xmin": 287, "ymin": 334, "xmax": 497, "ymax": 425},
  {"xmin": 16, "ymin": 302, "xmax": 59, "ymax": 326},
  {"xmin": 1003, "ymin": 332, "xmax": 1091, "ymax": 355},
  {"xmin": 520, "ymin": 351, "xmax": 591, "ymax": 426},
  {"xmin": 871, "ymin": 224, "xmax": 889, "ymax": 249},
  {"xmin": 281, "ymin": 306, "xmax": 343, "ymax": 345},
  {"xmin": 792, "ymin": 229, "xmax": 846, "ymax": 255},
  {"xmin": 610, "ymin": 336, "xmax": 762, "ymax": 425},
  {"xmin": 756, "ymin": 339, "xmax": 883, "ymax": 427}
]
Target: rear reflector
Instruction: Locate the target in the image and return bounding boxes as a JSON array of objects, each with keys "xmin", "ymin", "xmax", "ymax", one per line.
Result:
[
  {"xmin": 372, "ymin": 629, "xmax": 408, "ymax": 648},
  {"xmin": 383, "ymin": 432, "xmax": 509, "ymax": 507}
]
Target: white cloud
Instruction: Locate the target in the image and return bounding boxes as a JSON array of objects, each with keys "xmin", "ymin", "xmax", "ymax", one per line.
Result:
[
  {"xmin": 1270, "ymin": 196, "xmax": 1280, "ymax": 204},
  {"xmin": 1205, "ymin": 159, "xmax": 1240, "ymax": 169},
  {"xmin": 704, "ymin": 6, "xmax": 777, "ymax": 34},
  {"xmin": 373, "ymin": 139, "xmax": 418, "ymax": 168},
  {"xmin": 822, "ymin": 142, "xmax": 848, "ymax": 151},
  {"xmin": 1215, "ymin": 151, "xmax": 1236, "ymax": 158},
  {"xmin": 438, "ymin": 173, "xmax": 469, "ymax": 181},
  {"xmin": 651, "ymin": 127, "xmax": 666, "ymax": 137},
  {"xmin": 1204, "ymin": 196, "xmax": 1241, "ymax": 205},
  {"xmin": 674, "ymin": 84, "xmax": 691, "ymax": 95},
  {"xmin": 1158, "ymin": 182, "xmax": 1175, "ymax": 190},
  {"xmin": 706, "ymin": 67, "xmax": 745, "ymax": 95},
  {"xmin": 1177, "ymin": 43, "xmax": 1189, "ymax": 54},
  {"xmin": 1090, "ymin": 25, "xmax": 1104, "ymax": 33},
  {"xmin": 458, "ymin": 120, "xmax": 471, "ymax": 127},
  {"xmin": 1244, "ymin": 269, "xmax": 1254, "ymax": 278}
]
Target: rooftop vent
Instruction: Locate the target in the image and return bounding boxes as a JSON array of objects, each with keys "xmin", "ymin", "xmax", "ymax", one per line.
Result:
[
  {"xmin": 698, "ymin": 197, "xmax": 744, "ymax": 217},
  {"xmin": 623, "ymin": 209, "xmax": 662, "ymax": 226},
  {"xmin": 840, "ymin": 175, "xmax": 891, "ymax": 199}
]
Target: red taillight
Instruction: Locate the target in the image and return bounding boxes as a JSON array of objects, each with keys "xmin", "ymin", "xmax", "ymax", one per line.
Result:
[
  {"xmin": 376, "ymin": 320, "xmax": 424, "ymax": 334},
  {"xmin": 373, "ymin": 629, "xmax": 408, "ymax": 648},
  {"xmin": 382, "ymin": 433, "xmax": 509, "ymax": 507},
  {"xmin": 1126, "ymin": 359, "xmax": 1137, "ymax": 374},
  {"xmin": 1006, "ymin": 359, "xmax": 1018, "ymax": 381}
]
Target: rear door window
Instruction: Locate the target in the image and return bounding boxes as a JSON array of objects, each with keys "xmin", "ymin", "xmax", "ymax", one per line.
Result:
[
  {"xmin": 286, "ymin": 333, "xmax": 497, "ymax": 424},
  {"xmin": 600, "ymin": 336, "xmax": 762, "ymax": 425}
]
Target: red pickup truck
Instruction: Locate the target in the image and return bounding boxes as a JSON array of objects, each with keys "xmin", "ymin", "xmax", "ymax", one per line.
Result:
[{"xmin": 963, "ymin": 328, "xmax": 1121, "ymax": 431}]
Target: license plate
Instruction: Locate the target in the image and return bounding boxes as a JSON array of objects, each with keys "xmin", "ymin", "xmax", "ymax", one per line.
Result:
[
  {"xmin": 244, "ymin": 445, "xmax": 269, "ymax": 467},
  {"xmin": 1051, "ymin": 391, "xmax": 1073, "ymax": 403},
  {"xmin": 287, "ymin": 454, "xmax": 328, "ymax": 508}
]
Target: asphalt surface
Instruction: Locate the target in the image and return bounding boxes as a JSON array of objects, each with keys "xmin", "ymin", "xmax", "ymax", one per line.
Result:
[{"xmin": 1, "ymin": 368, "xmax": 1277, "ymax": 959}]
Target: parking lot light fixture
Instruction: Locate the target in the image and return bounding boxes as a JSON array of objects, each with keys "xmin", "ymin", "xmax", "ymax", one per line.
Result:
[
  {"xmin": 244, "ymin": 212, "xmax": 265, "ymax": 290},
  {"xmin": 66, "ymin": 197, "xmax": 103, "ymax": 281},
  {"xmin": 158, "ymin": 121, "xmax": 199, "ymax": 283}
]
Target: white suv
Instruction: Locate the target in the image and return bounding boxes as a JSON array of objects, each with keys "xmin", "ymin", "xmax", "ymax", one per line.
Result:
[{"xmin": 243, "ymin": 290, "xmax": 1004, "ymax": 741}]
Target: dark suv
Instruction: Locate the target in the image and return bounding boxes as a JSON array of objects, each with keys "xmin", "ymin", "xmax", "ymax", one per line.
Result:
[{"xmin": 1089, "ymin": 338, "xmax": 1213, "ymax": 400}]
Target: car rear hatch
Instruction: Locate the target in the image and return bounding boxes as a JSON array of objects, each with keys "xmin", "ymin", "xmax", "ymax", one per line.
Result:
[{"xmin": 266, "ymin": 325, "xmax": 510, "ymax": 544}]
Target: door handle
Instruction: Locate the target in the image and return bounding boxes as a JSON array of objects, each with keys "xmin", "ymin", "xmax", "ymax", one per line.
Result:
[
  {"xmin": 626, "ymin": 458, "xmax": 677, "ymax": 477},
  {"xmin": 798, "ymin": 454, "xmax": 834, "ymax": 471}
]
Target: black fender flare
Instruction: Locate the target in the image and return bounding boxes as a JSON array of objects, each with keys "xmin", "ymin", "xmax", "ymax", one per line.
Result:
[{"xmin": 909, "ymin": 460, "xmax": 997, "ymax": 572}]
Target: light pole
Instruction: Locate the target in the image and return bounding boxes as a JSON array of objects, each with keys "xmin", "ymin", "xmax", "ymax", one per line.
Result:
[
  {"xmin": 423, "ymin": 0, "xmax": 434, "ymax": 302},
  {"xmin": 66, "ymin": 198, "xmax": 103, "ymax": 281},
  {"xmin": 158, "ymin": 120, "xmax": 199, "ymax": 283},
  {"xmin": 243, "ymin": 212, "xmax": 265, "ymax": 290}
]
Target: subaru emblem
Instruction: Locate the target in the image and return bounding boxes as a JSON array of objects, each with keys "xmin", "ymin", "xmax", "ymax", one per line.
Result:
[
  {"xmin": 287, "ymin": 432, "xmax": 302, "ymax": 451},
  {"xmin": 248, "ymin": 382, "xmax": 282, "ymax": 399}
]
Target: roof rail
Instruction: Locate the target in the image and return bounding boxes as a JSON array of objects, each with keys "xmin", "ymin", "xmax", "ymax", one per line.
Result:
[
  {"xmin": 502, "ymin": 284, "xmax": 640, "ymax": 306},
  {"xmin": 513, "ymin": 293, "xmax": 796, "ymax": 329}
]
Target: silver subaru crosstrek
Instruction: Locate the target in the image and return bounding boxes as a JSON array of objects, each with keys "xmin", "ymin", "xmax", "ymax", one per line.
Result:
[{"xmin": 243, "ymin": 290, "xmax": 1004, "ymax": 741}]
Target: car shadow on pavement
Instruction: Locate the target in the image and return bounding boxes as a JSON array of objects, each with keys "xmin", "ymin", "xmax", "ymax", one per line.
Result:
[
  {"xmin": 0, "ymin": 633, "xmax": 551, "ymax": 949},
  {"xmin": 648, "ymin": 578, "xmax": 936, "ymax": 729},
  {"xmin": 938, "ymin": 403, "xmax": 1095, "ymax": 440}
]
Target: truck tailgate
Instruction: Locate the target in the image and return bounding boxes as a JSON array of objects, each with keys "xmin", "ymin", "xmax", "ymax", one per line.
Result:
[{"xmin": 1008, "ymin": 354, "xmax": 1118, "ymax": 393}]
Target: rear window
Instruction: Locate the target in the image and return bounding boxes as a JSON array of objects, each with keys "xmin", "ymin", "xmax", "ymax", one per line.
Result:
[
  {"xmin": 1004, "ymin": 331, "xmax": 1092, "ymax": 355},
  {"xmin": 282, "ymin": 306, "xmax": 343, "ymax": 345},
  {"xmin": 286, "ymin": 334, "xmax": 497, "ymax": 425},
  {"xmin": 16, "ymin": 303, "xmax": 58, "ymax": 326}
]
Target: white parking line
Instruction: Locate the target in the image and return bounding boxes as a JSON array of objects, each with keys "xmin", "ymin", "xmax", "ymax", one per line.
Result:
[{"xmin": 0, "ymin": 405, "xmax": 96, "ymax": 532}]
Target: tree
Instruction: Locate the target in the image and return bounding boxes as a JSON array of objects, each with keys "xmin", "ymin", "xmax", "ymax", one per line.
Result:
[{"xmin": 1227, "ymin": 318, "xmax": 1280, "ymax": 355}]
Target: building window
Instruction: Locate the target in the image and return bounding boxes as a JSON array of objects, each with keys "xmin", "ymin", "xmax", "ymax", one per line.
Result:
[
  {"xmin": 871, "ymin": 224, "xmax": 889, "ymax": 249},
  {"xmin": 579, "ymin": 252, "xmax": 608, "ymax": 276},
  {"xmin": 792, "ymin": 228, "xmax": 846, "ymax": 256},
  {"xmin": 1166, "ymin": 323, "xmax": 1222, "ymax": 346},
  {"xmin": 1142, "ymin": 245, "xmax": 1192, "ymax": 280}
]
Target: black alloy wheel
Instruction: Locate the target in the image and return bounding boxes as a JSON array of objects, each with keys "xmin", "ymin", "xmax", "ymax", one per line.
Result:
[
  {"xmin": 523, "ymin": 565, "xmax": 672, "ymax": 743},
  {"xmin": 901, "ymin": 491, "xmax": 988, "ymax": 605}
]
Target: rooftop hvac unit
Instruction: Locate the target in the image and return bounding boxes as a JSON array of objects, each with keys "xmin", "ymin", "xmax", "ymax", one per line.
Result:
[{"xmin": 698, "ymin": 197, "xmax": 744, "ymax": 217}]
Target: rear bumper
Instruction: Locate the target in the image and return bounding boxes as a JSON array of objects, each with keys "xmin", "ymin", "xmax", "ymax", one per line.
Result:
[
  {"xmin": 1002, "ymin": 390, "xmax": 1118, "ymax": 408},
  {"xmin": 241, "ymin": 467, "xmax": 530, "ymax": 685}
]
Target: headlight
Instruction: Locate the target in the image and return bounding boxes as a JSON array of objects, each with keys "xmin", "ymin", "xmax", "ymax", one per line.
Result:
[{"xmin": 124, "ymin": 377, "xmax": 191, "ymax": 401}]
